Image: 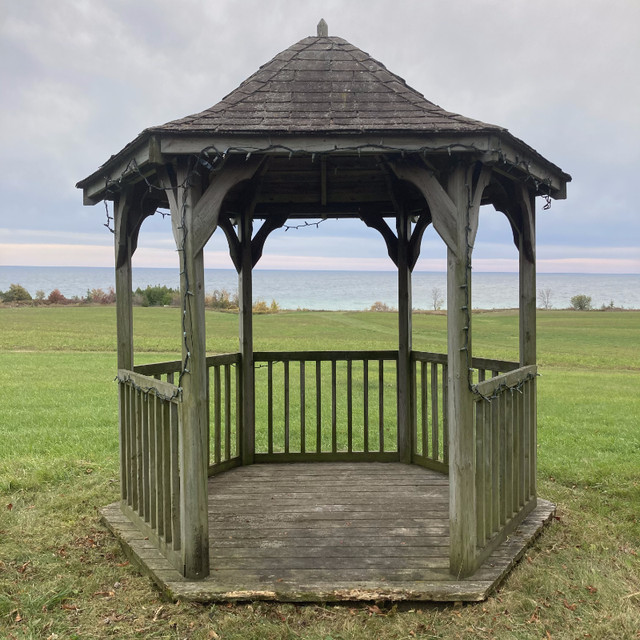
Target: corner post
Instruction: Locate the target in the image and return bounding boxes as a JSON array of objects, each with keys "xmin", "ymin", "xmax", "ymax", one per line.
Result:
[
  {"xmin": 114, "ymin": 193, "xmax": 133, "ymax": 504},
  {"xmin": 519, "ymin": 188, "xmax": 536, "ymax": 367},
  {"xmin": 173, "ymin": 163, "xmax": 210, "ymax": 580},
  {"xmin": 397, "ymin": 208, "xmax": 413, "ymax": 464},
  {"xmin": 446, "ymin": 164, "xmax": 478, "ymax": 577},
  {"xmin": 238, "ymin": 210, "xmax": 255, "ymax": 465}
]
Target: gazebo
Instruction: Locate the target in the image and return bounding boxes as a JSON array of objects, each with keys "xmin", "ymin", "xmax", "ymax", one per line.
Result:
[{"xmin": 78, "ymin": 22, "xmax": 570, "ymax": 602}]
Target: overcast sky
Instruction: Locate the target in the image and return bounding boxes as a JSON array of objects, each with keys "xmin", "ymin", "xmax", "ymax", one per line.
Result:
[{"xmin": 1, "ymin": 0, "xmax": 638, "ymax": 273}]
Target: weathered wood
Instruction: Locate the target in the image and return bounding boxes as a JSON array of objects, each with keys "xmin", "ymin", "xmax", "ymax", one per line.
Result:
[
  {"xmin": 397, "ymin": 209, "xmax": 413, "ymax": 463},
  {"xmin": 192, "ymin": 156, "xmax": 263, "ymax": 255},
  {"xmin": 446, "ymin": 163, "xmax": 478, "ymax": 577},
  {"xmin": 518, "ymin": 184, "xmax": 536, "ymax": 367},
  {"xmin": 473, "ymin": 365, "xmax": 537, "ymax": 398},
  {"xmin": 238, "ymin": 210, "xmax": 255, "ymax": 465},
  {"xmin": 171, "ymin": 161, "xmax": 210, "ymax": 579}
]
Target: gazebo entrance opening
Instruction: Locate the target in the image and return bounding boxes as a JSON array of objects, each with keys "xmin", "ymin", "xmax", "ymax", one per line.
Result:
[{"xmin": 78, "ymin": 24, "xmax": 569, "ymax": 601}]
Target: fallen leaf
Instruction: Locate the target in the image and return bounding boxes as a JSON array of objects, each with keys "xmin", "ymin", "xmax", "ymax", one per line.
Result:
[
  {"xmin": 92, "ymin": 591, "xmax": 115, "ymax": 598},
  {"xmin": 563, "ymin": 600, "xmax": 577, "ymax": 611},
  {"xmin": 6, "ymin": 503, "xmax": 12, "ymax": 511},
  {"xmin": 17, "ymin": 561, "xmax": 31, "ymax": 574},
  {"xmin": 208, "ymin": 631, "xmax": 220, "ymax": 640},
  {"xmin": 116, "ymin": 561, "xmax": 129, "ymax": 567},
  {"xmin": 15, "ymin": 612, "xmax": 22, "ymax": 622},
  {"xmin": 61, "ymin": 604, "xmax": 78, "ymax": 611},
  {"xmin": 585, "ymin": 585, "xmax": 597, "ymax": 594}
]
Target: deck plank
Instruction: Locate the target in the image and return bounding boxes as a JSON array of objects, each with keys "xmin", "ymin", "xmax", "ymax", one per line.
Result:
[{"xmin": 102, "ymin": 463, "xmax": 556, "ymax": 602}]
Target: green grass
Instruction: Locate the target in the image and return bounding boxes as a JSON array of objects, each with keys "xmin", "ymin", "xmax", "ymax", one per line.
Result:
[{"xmin": 0, "ymin": 307, "xmax": 639, "ymax": 639}]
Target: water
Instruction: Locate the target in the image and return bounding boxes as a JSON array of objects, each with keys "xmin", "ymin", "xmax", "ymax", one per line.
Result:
[{"xmin": 1, "ymin": 266, "xmax": 638, "ymax": 310}]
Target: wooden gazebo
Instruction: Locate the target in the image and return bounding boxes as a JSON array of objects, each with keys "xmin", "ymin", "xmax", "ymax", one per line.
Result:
[{"xmin": 78, "ymin": 23, "xmax": 570, "ymax": 602}]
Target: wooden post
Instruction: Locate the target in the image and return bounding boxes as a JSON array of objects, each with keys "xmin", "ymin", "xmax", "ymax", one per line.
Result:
[
  {"xmin": 397, "ymin": 209, "xmax": 413, "ymax": 464},
  {"xmin": 519, "ymin": 187, "xmax": 536, "ymax": 367},
  {"xmin": 446, "ymin": 164, "xmax": 478, "ymax": 578},
  {"xmin": 172, "ymin": 162, "xmax": 209, "ymax": 580},
  {"xmin": 114, "ymin": 193, "xmax": 133, "ymax": 505},
  {"xmin": 238, "ymin": 211, "xmax": 255, "ymax": 466}
]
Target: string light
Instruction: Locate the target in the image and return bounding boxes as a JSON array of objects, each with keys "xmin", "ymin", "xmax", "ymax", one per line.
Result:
[{"xmin": 101, "ymin": 139, "xmax": 557, "ymax": 384}]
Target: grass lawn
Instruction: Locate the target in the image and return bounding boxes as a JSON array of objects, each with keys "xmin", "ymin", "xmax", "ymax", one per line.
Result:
[{"xmin": 0, "ymin": 307, "xmax": 638, "ymax": 639}]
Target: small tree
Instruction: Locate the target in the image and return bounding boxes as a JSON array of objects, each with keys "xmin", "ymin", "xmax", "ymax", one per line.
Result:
[
  {"xmin": 538, "ymin": 288, "xmax": 553, "ymax": 310},
  {"xmin": 369, "ymin": 301, "xmax": 393, "ymax": 312},
  {"xmin": 1, "ymin": 283, "xmax": 32, "ymax": 302},
  {"xmin": 431, "ymin": 287, "xmax": 444, "ymax": 311},
  {"xmin": 570, "ymin": 294, "xmax": 592, "ymax": 311},
  {"xmin": 47, "ymin": 289, "xmax": 67, "ymax": 304}
]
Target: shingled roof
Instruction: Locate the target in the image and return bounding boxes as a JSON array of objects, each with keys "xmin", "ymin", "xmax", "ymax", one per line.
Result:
[{"xmin": 149, "ymin": 31, "xmax": 503, "ymax": 135}]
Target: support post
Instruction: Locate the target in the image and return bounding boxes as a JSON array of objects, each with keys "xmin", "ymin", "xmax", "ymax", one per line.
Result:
[
  {"xmin": 396, "ymin": 209, "xmax": 413, "ymax": 464},
  {"xmin": 519, "ymin": 188, "xmax": 536, "ymax": 367},
  {"xmin": 114, "ymin": 194, "xmax": 133, "ymax": 504},
  {"xmin": 446, "ymin": 164, "xmax": 478, "ymax": 577},
  {"xmin": 238, "ymin": 211, "xmax": 255, "ymax": 465},
  {"xmin": 172, "ymin": 163, "xmax": 210, "ymax": 579}
]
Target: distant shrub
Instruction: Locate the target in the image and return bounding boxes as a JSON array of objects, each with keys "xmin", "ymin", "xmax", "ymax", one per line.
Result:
[
  {"xmin": 369, "ymin": 301, "xmax": 393, "ymax": 312},
  {"xmin": 538, "ymin": 288, "xmax": 553, "ymax": 310},
  {"xmin": 205, "ymin": 288, "xmax": 239, "ymax": 310},
  {"xmin": 47, "ymin": 289, "xmax": 68, "ymax": 304},
  {"xmin": 134, "ymin": 285, "xmax": 176, "ymax": 307},
  {"xmin": 1, "ymin": 283, "xmax": 32, "ymax": 303},
  {"xmin": 85, "ymin": 287, "xmax": 116, "ymax": 304},
  {"xmin": 570, "ymin": 294, "xmax": 592, "ymax": 311},
  {"xmin": 35, "ymin": 290, "xmax": 45, "ymax": 301},
  {"xmin": 252, "ymin": 299, "xmax": 280, "ymax": 314}
]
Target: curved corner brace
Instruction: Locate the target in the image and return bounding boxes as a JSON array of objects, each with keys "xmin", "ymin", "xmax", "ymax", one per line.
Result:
[
  {"xmin": 115, "ymin": 185, "xmax": 159, "ymax": 269},
  {"xmin": 217, "ymin": 215, "xmax": 241, "ymax": 273},
  {"xmin": 192, "ymin": 156, "xmax": 264, "ymax": 255},
  {"xmin": 408, "ymin": 212, "xmax": 432, "ymax": 271},
  {"xmin": 251, "ymin": 214, "xmax": 287, "ymax": 268},
  {"xmin": 360, "ymin": 213, "xmax": 398, "ymax": 267},
  {"xmin": 389, "ymin": 161, "xmax": 459, "ymax": 258},
  {"xmin": 467, "ymin": 165, "xmax": 492, "ymax": 248}
]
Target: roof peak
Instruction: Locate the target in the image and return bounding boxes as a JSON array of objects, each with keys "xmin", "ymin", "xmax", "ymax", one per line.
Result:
[{"xmin": 317, "ymin": 18, "xmax": 328, "ymax": 37}]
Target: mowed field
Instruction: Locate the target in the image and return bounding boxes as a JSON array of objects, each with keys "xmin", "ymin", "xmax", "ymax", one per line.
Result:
[{"xmin": 0, "ymin": 306, "xmax": 638, "ymax": 639}]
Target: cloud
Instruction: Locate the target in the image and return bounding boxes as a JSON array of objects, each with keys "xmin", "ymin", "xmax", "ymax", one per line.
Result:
[{"xmin": 1, "ymin": 0, "xmax": 638, "ymax": 273}]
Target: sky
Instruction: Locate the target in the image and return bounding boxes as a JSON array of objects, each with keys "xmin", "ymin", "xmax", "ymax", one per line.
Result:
[{"xmin": 0, "ymin": 0, "xmax": 638, "ymax": 274}]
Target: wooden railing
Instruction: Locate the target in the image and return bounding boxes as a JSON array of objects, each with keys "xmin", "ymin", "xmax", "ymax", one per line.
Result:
[
  {"xmin": 117, "ymin": 369, "xmax": 182, "ymax": 567},
  {"xmin": 472, "ymin": 364, "xmax": 538, "ymax": 562},
  {"xmin": 134, "ymin": 355, "xmax": 242, "ymax": 475},
  {"xmin": 253, "ymin": 351, "xmax": 399, "ymax": 461}
]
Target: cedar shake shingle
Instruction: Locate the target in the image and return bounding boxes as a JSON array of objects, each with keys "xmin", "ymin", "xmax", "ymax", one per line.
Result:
[{"xmin": 148, "ymin": 35, "xmax": 503, "ymax": 136}]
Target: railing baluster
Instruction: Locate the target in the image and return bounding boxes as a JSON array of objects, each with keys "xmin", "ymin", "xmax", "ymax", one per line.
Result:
[
  {"xmin": 214, "ymin": 365, "xmax": 221, "ymax": 465},
  {"xmin": 442, "ymin": 363, "xmax": 448, "ymax": 464},
  {"xmin": 162, "ymin": 400, "xmax": 171, "ymax": 543},
  {"xmin": 224, "ymin": 364, "xmax": 231, "ymax": 461},
  {"xmin": 347, "ymin": 359, "xmax": 353, "ymax": 453},
  {"xmin": 331, "ymin": 360, "xmax": 337, "ymax": 453},
  {"xmin": 491, "ymin": 393, "xmax": 500, "ymax": 535},
  {"xmin": 267, "ymin": 361, "xmax": 273, "ymax": 455},
  {"xmin": 316, "ymin": 360, "xmax": 322, "ymax": 454},
  {"xmin": 363, "ymin": 360, "xmax": 369, "ymax": 453},
  {"xmin": 148, "ymin": 394, "xmax": 157, "ymax": 528},
  {"xmin": 284, "ymin": 361, "xmax": 290, "ymax": 454},
  {"xmin": 170, "ymin": 402, "xmax": 181, "ymax": 551},
  {"xmin": 154, "ymin": 393, "xmax": 163, "ymax": 535},
  {"xmin": 421, "ymin": 361, "xmax": 428, "ymax": 458},
  {"xmin": 431, "ymin": 362, "xmax": 439, "ymax": 460},
  {"xmin": 378, "ymin": 360, "xmax": 384, "ymax": 453},
  {"xmin": 475, "ymin": 399, "xmax": 485, "ymax": 547},
  {"xmin": 300, "ymin": 361, "xmax": 306, "ymax": 454}
]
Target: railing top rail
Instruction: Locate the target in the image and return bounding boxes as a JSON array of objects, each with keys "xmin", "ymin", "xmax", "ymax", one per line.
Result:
[
  {"xmin": 117, "ymin": 369, "xmax": 181, "ymax": 403},
  {"xmin": 411, "ymin": 351, "xmax": 448, "ymax": 365},
  {"xmin": 470, "ymin": 356, "xmax": 520, "ymax": 372},
  {"xmin": 134, "ymin": 353, "xmax": 241, "ymax": 377},
  {"xmin": 472, "ymin": 364, "xmax": 537, "ymax": 400},
  {"xmin": 253, "ymin": 350, "xmax": 399, "ymax": 362}
]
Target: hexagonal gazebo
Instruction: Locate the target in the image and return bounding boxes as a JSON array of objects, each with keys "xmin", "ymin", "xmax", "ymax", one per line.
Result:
[{"xmin": 78, "ymin": 22, "xmax": 570, "ymax": 602}]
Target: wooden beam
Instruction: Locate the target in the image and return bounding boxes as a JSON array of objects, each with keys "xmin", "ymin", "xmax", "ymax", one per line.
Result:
[{"xmin": 114, "ymin": 191, "xmax": 133, "ymax": 373}]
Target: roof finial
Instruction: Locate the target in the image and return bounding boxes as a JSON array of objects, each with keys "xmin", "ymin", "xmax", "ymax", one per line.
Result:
[{"xmin": 317, "ymin": 19, "xmax": 328, "ymax": 37}]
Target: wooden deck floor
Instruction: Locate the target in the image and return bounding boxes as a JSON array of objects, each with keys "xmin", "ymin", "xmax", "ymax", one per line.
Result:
[{"xmin": 102, "ymin": 463, "xmax": 555, "ymax": 602}]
